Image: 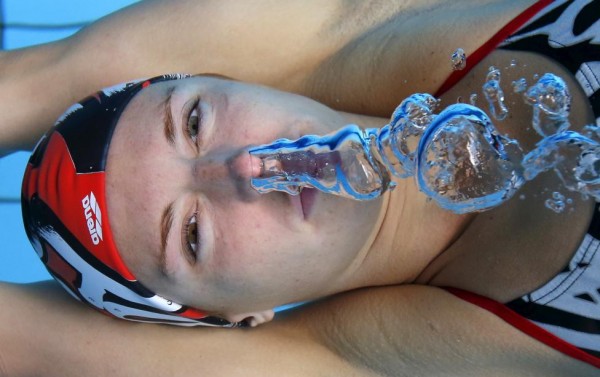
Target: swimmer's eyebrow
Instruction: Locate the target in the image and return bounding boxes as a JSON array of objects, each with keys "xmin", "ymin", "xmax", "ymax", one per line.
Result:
[
  {"xmin": 159, "ymin": 201, "xmax": 175, "ymax": 277},
  {"xmin": 162, "ymin": 86, "xmax": 176, "ymax": 146}
]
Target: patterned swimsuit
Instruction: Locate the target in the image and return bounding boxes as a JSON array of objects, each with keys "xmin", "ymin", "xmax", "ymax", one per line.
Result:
[{"xmin": 440, "ymin": 0, "xmax": 600, "ymax": 368}]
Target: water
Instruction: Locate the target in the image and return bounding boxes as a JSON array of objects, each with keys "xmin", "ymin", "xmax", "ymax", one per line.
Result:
[
  {"xmin": 523, "ymin": 73, "xmax": 571, "ymax": 137},
  {"xmin": 249, "ymin": 93, "xmax": 439, "ymax": 200},
  {"xmin": 416, "ymin": 104, "xmax": 524, "ymax": 213},
  {"xmin": 451, "ymin": 48, "xmax": 467, "ymax": 71},
  {"xmin": 482, "ymin": 67, "xmax": 508, "ymax": 121},
  {"xmin": 469, "ymin": 94, "xmax": 478, "ymax": 106},
  {"xmin": 380, "ymin": 93, "xmax": 439, "ymax": 178},
  {"xmin": 512, "ymin": 78, "xmax": 527, "ymax": 93},
  {"xmin": 522, "ymin": 131, "xmax": 600, "ymax": 201},
  {"xmin": 249, "ymin": 125, "xmax": 390, "ymax": 200},
  {"xmin": 545, "ymin": 192, "xmax": 566, "ymax": 213},
  {"xmin": 250, "ymin": 101, "xmax": 524, "ymax": 214},
  {"xmin": 249, "ymin": 71, "xmax": 600, "ymax": 214}
]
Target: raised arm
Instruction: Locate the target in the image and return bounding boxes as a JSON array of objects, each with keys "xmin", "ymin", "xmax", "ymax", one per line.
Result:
[
  {"xmin": 1, "ymin": 281, "xmax": 595, "ymax": 377},
  {"xmin": 0, "ymin": 0, "xmax": 387, "ymax": 153},
  {"xmin": 0, "ymin": 0, "xmax": 536, "ymax": 154}
]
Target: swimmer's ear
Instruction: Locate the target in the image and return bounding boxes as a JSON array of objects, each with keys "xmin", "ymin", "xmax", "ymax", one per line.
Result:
[{"xmin": 223, "ymin": 309, "xmax": 275, "ymax": 327}]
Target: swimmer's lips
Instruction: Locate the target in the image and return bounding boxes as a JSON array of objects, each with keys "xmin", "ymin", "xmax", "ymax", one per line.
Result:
[
  {"xmin": 289, "ymin": 188, "xmax": 317, "ymax": 220},
  {"xmin": 300, "ymin": 188, "xmax": 317, "ymax": 219}
]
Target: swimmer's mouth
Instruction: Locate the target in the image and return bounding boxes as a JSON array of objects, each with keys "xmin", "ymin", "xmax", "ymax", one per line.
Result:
[
  {"xmin": 290, "ymin": 188, "xmax": 317, "ymax": 220},
  {"xmin": 300, "ymin": 188, "xmax": 317, "ymax": 219}
]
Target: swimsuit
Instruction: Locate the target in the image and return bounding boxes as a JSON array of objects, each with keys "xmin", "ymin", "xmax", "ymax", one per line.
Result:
[{"xmin": 439, "ymin": 0, "xmax": 600, "ymax": 368}]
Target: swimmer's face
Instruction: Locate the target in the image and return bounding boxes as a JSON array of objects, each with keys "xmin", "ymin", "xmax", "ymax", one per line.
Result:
[{"xmin": 106, "ymin": 77, "xmax": 383, "ymax": 321}]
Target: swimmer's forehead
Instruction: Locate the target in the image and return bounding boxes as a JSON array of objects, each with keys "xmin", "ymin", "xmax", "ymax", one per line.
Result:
[
  {"xmin": 105, "ymin": 80, "xmax": 177, "ymax": 276},
  {"xmin": 104, "ymin": 76, "xmax": 224, "ymax": 289}
]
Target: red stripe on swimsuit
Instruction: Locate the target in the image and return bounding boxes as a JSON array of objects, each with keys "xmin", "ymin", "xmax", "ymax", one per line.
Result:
[
  {"xmin": 435, "ymin": 0, "xmax": 554, "ymax": 97},
  {"xmin": 445, "ymin": 287, "xmax": 600, "ymax": 368}
]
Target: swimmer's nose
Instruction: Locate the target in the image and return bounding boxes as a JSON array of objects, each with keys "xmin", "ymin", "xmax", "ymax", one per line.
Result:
[
  {"xmin": 229, "ymin": 152, "xmax": 263, "ymax": 180},
  {"xmin": 191, "ymin": 150, "xmax": 262, "ymax": 199}
]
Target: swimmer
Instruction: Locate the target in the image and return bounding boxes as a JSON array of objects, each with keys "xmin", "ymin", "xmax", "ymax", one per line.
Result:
[{"xmin": 1, "ymin": 1, "xmax": 599, "ymax": 376}]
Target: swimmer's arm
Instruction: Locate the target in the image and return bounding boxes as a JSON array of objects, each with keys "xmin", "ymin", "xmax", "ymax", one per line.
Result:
[
  {"xmin": 68, "ymin": 0, "xmax": 536, "ymax": 115},
  {"xmin": 1, "ymin": 282, "xmax": 595, "ymax": 377},
  {"xmin": 0, "ymin": 0, "xmax": 383, "ymax": 154},
  {"xmin": 0, "ymin": 281, "xmax": 372, "ymax": 377},
  {"xmin": 0, "ymin": 0, "xmax": 534, "ymax": 154}
]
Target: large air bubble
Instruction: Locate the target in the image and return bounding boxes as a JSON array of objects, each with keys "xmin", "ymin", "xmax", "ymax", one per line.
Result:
[{"xmin": 416, "ymin": 104, "xmax": 524, "ymax": 213}]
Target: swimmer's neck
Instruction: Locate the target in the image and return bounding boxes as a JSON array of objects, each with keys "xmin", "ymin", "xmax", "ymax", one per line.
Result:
[{"xmin": 328, "ymin": 178, "xmax": 473, "ymax": 293}]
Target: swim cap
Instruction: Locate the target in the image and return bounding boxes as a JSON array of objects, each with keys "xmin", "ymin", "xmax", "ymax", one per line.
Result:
[{"xmin": 21, "ymin": 74, "xmax": 239, "ymax": 327}]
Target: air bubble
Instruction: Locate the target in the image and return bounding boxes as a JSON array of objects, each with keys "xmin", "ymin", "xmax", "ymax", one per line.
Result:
[
  {"xmin": 451, "ymin": 48, "xmax": 467, "ymax": 71},
  {"xmin": 512, "ymin": 78, "xmax": 527, "ymax": 93},
  {"xmin": 545, "ymin": 192, "xmax": 566, "ymax": 213},
  {"xmin": 469, "ymin": 94, "xmax": 478, "ymax": 106},
  {"xmin": 523, "ymin": 73, "xmax": 571, "ymax": 137},
  {"xmin": 249, "ymin": 70, "xmax": 600, "ymax": 217},
  {"xmin": 522, "ymin": 131, "xmax": 600, "ymax": 202},
  {"xmin": 483, "ymin": 67, "xmax": 508, "ymax": 121},
  {"xmin": 416, "ymin": 104, "xmax": 524, "ymax": 213}
]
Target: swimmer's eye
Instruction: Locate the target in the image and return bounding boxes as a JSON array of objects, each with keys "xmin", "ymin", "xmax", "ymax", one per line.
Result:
[
  {"xmin": 187, "ymin": 106, "xmax": 201, "ymax": 144},
  {"xmin": 183, "ymin": 213, "xmax": 199, "ymax": 264}
]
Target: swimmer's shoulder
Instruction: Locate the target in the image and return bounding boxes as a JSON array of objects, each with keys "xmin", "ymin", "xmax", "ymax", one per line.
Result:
[{"xmin": 300, "ymin": 0, "xmax": 538, "ymax": 116}]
